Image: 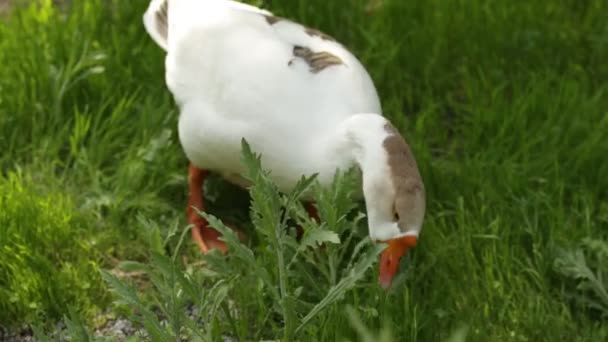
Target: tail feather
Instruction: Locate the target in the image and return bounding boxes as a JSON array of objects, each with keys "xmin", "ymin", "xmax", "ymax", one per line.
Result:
[
  {"xmin": 143, "ymin": 0, "xmax": 274, "ymax": 52},
  {"xmin": 143, "ymin": 0, "xmax": 169, "ymax": 50}
]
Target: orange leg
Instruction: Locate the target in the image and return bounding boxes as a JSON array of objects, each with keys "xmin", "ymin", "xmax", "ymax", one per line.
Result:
[
  {"xmin": 304, "ymin": 202, "xmax": 320, "ymax": 223},
  {"xmin": 295, "ymin": 202, "xmax": 321, "ymax": 240},
  {"xmin": 306, "ymin": 202, "xmax": 327, "ymax": 249},
  {"xmin": 187, "ymin": 164, "xmax": 243, "ymax": 253}
]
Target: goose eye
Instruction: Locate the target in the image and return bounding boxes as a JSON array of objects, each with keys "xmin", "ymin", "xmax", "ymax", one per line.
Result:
[{"xmin": 393, "ymin": 211, "xmax": 400, "ymax": 222}]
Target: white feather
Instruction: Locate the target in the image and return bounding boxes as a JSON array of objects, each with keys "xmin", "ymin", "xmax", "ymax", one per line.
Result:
[{"xmin": 143, "ymin": 0, "xmax": 169, "ymax": 50}]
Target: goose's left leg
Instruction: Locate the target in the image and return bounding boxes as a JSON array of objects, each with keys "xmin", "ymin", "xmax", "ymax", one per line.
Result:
[
  {"xmin": 295, "ymin": 202, "xmax": 321, "ymax": 240},
  {"xmin": 187, "ymin": 164, "xmax": 244, "ymax": 253},
  {"xmin": 305, "ymin": 202, "xmax": 320, "ymax": 222}
]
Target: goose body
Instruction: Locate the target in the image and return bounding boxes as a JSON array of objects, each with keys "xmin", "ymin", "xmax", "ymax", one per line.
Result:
[{"xmin": 143, "ymin": 0, "xmax": 425, "ymax": 288}]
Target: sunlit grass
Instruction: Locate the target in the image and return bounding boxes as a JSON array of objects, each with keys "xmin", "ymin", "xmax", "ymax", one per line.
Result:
[
  {"xmin": 0, "ymin": 171, "xmax": 107, "ymax": 325},
  {"xmin": 1, "ymin": 0, "xmax": 607, "ymax": 340}
]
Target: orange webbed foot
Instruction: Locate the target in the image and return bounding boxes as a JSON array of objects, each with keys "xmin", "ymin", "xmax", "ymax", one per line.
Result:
[{"xmin": 187, "ymin": 164, "xmax": 246, "ymax": 254}]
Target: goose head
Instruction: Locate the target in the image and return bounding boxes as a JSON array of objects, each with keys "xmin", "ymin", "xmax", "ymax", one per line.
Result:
[{"xmin": 334, "ymin": 113, "xmax": 426, "ymax": 289}]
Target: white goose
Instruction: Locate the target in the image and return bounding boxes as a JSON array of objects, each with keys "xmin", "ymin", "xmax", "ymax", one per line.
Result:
[{"xmin": 143, "ymin": 0, "xmax": 425, "ymax": 289}]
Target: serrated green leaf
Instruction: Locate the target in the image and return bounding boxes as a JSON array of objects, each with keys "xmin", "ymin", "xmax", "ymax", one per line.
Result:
[
  {"xmin": 300, "ymin": 229, "xmax": 340, "ymax": 250},
  {"xmin": 201, "ymin": 277, "xmax": 234, "ymax": 317},
  {"xmin": 346, "ymin": 237, "xmax": 375, "ymax": 270},
  {"xmin": 100, "ymin": 270, "xmax": 141, "ymax": 307},
  {"xmin": 296, "ymin": 243, "xmax": 384, "ymax": 334},
  {"xmin": 149, "ymin": 227, "xmax": 164, "ymax": 255},
  {"xmin": 554, "ymin": 244, "xmax": 608, "ymax": 317},
  {"xmin": 64, "ymin": 307, "xmax": 92, "ymax": 342},
  {"xmin": 150, "ymin": 252, "xmax": 174, "ymax": 278},
  {"xmin": 140, "ymin": 311, "xmax": 175, "ymax": 342},
  {"xmin": 240, "ymin": 138, "xmax": 269, "ymax": 185},
  {"xmin": 286, "ymin": 174, "xmax": 318, "ymax": 206},
  {"xmin": 197, "ymin": 210, "xmax": 255, "ymax": 262}
]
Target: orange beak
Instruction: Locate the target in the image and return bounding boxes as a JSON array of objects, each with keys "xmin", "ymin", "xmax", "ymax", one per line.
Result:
[{"xmin": 378, "ymin": 236, "xmax": 417, "ymax": 289}]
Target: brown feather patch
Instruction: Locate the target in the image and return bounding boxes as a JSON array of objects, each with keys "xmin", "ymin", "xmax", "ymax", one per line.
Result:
[
  {"xmin": 155, "ymin": 0, "xmax": 169, "ymax": 41},
  {"xmin": 264, "ymin": 14, "xmax": 284, "ymax": 25},
  {"xmin": 264, "ymin": 15, "xmax": 337, "ymax": 42},
  {"xmin": 292, "ymin": 45, "xmax": 344, "ymax": 73},
  {"xmin": 304, "ymin": 27, "xmax": 336, "ymax": 42},
  {"xmin": 383, "ymin": 123, "xmax": 425, "ymax": 233}
]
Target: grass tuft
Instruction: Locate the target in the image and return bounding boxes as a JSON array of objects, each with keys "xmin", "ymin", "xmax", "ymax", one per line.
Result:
[{"xmin": 0, "ymin": 171, "xmax": 107, "ymax": 326}]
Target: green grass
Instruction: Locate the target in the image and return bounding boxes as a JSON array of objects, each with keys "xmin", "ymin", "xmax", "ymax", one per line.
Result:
[
  {"xmin": 0, "ymin": 171, "xmax": 107, "ymax": 324},
  {"xmin": 1, "ymin": 0, "xmax": 607, "ymax": 340}
]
